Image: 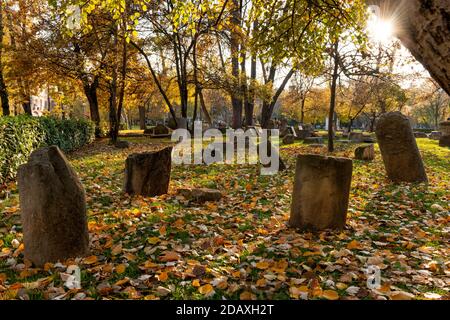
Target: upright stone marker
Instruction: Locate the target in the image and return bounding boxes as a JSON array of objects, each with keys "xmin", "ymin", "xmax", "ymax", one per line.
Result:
[
  {"xmin": 124, "ymin": 147, "xmax": 173, "ymax": 196},
  {"xmin": 17, "ymin": 146, "xmax": 89, "ymax": 267},
  {"xmin": 354, "ymin": 144, "xmax": 375, "ymax": 161},
  {"xmin": 375, "ymin": 112, "xmax": 428, "ymax": 183},
  {"xmin": 290, "ymin": 154, "xmax": 352, "ymax": 231},
  {"xmin": 439, "ymin": 121, "xmax": 450, "ymax": 147}
]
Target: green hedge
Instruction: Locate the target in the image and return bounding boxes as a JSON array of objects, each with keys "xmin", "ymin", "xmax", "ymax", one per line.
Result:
[{"xmin": 0, "ymin": 116, "xmax": 95, "ymax": 184}]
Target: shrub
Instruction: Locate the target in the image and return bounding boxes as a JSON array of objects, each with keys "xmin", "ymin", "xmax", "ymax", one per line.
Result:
[{"xmin": 0, "ymin": 116, "xmax": 95, "ymax": 184}]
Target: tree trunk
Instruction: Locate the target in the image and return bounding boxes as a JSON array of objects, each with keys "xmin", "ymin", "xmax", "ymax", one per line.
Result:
[
  {"xmin": 300, "ymin": 98, "xmax": 305, "ymax": 124},
  {"xmin": 348, "ymin": 118, "xmax": 354, "ymax": 133},
  {"xmin": 113, "ymin": 18, "xmax": 128, "ymax": 142},
  {"xmin": 22, "ymin": 101, "xmax": 31, "ymax": 115},
  {"xmin": 83, "ymin": 81, "xmax": 101, "ymax": 137},
  {"xmin": 328, "ymin": 41, "xmax": 339, "ymax": 153},
  {"xmin": 0, "ymin": 73, "xmax": 9, "ymax": 116},
  {"xmin": 199, "ymin": 89, "xmax": 212, "ymax": 126},
  {"xmin": 109, "ymin": 27, "xmax": 119, "ymax": 144},
  {"xmin": 245, "ymin": 51, "xmax": 257, "ymax": 127},
  {"xmin": 367, "ymin": 0, "xmax": 450, "ymax": 95},
  {"xmin": 230, "ymin": 0, "xmax": 242, "ymax": 129},
  {"xmin": 0, "ymin": 3, "xmax": 9, "ymax": 116}
]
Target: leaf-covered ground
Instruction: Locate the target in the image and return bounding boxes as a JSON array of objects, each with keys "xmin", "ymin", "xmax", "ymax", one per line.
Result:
[{"xmin": 0, "ymin": 137, "xmax": 449, "ymax": 300}]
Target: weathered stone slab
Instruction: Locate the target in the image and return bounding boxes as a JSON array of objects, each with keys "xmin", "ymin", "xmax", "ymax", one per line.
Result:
[
  {"xmin": 290, "ymin": 154, "xmax": 352, "ymax": 231},
  {"xmin": 375, "ymin": 112, "xmax": 427, "ymax": 183},
  {"xmin": 354, "ymin": 144, "xmax": 375, "ymax": 161},
  {"xmin": 349, "ymin": 132, "xmax": 364, "ymax": 142},
  {"xmin": 124, "ymin": 147, "xmax": 172, "ymax": 196},
  {"xmin": 429, "ymin": 131, "xmax": 442, "ymax": 140},
  {"xmin": 439, "ymin": 135, "xmax": 450, "ymax": 147},
  {"xmin": 439, "ymin": 121, "xmax": 450, "ymax": 147},
  {"xmin": 283, "ymin": 134, "xmax": 295, "ymax": 145},
  {"xmin": 17, "ymin": 146, "xmax": 89, "ymax": 267},
  {"xmin": 178, "ymin": 188, "xmax": 222, "ymax": 202}
]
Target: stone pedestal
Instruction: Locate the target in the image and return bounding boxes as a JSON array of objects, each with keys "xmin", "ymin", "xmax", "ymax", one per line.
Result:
[
  {"xmin": 124, "ymin": 147, "xmax": 172, "ymax": 196},
  {"xmin": 17, "ymin": 146, "xmax": 89, "ymax": 267},
  {"xmin": 375, "ymin": 112, "xmax": 427, "ymax": 183},
  {"xmin": 290, "ymin": 154, "xmax": 352, "ymax": 231}
]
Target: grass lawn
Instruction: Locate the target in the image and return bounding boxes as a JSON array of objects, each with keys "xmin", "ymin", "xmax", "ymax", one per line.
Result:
[{"xmin": 0, "ymin": 137, "xmax": 448, "ymax": 300}]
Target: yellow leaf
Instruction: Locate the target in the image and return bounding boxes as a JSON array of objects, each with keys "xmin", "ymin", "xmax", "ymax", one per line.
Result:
[
  {"xmin": 347, "ymin": 240, "xmax": 362, "ymax": 250},
  {"xmin": 159, "ymin": 251, "xmax": 180, "ymax": 262},
  {"xmin": 322, "ymin": 290, "xmax": 339, "ymax": 300},
  {"xmin": 173, "ymin": 219, "xmax": 184, "ymax": 228},
  {"xmin": 255, "ymin": 261, "xmax": 270, "ymax": 269},
  {"xmin": 147, "ymin": 237, "xmax": 160, "ymax": 245},
  {"xmin": 144, "ymin": 261, "xmax": 158, "ymax": 268},
  {"xmin": 192, "ymin": 279, "xmax": 200, "ymax": 287},
  {"xmin": 43, "ymin": 263, "xmax": 53, "ymax": 271},
  {"xmin": 256, "ymin": 278, "xmax": 266, "ymax": 287},
  {"xmin": 198, "ymin": 284, "xmax": 214, "ymax": 295},
  {"xmin": 83, "ymin": 255, "xmax": 98, "ymax": 265},
  {"xmin": 115, "ymin": 264, "xmax": 127, "ymax": 274},
  {"xmin": 231, "ymin": 270, "xmax": 241, "ymax": 278},
  {"xmin": 111, "ymin": 243, "xmax": 122, "ymax": 255},
  {"xmin": 0, "ymin": 239, "xmax": 3, "ymax": 247},
  {"xmin": 303, "ymin": 251, "xmax": 322, "ymax": 257},
  {"xmin": 239, "ymin": 291, "xmax": 255, "ymax": 300},
  {"xmin": 124, "ymin": 253, "xmax": 137, "ymax": 261},
  {"xmin": 158, "ymin": 272, "xmax": 168, "ymax": 282},
  {"xmin": 159, "ymin": 225, "xmax": 167, "ymax": 236},
  {"xmin": 336, "ymin": 282, "xmax": 348, "ymax": 290}
]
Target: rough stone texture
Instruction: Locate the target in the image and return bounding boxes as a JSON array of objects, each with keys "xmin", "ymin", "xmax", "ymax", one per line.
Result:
[
  {"xmin": 349, "ymin": 132, "xmax": 364, "ymax": 142},
  {"xmin": 282, "ymin": 134, "xmax": 295, "ymax": 145},
  {"xmin": 439, "ymin": 135, "xmax": 450, "ymax": 147},
  {"xmin": 439, "ymin": 121, "xmax": 450, "ymax": 147},
  {"xmin": 362, "ymin": 135, "xmax": 375, "ymax": 143},
  {"xmin": 440, "ymin": 121, "xmax": 450, "ymax": 136},
  {"xmin": 294, "ymin": 128, "xmax": 313, "ymax": 140},
  {"xmin": 429, "ymin": 131, "xmax": 442, "ymax": 140},
  {"xmin": 124, "ymin": 147, "xmax": 172, "ymax": 196},
  {"xmin": 290, "ymin": 154, "xmax": 353, "ymax": 231},
  {"xmin": 367, "ymin": 0, "xmax": 450, "ymax": 95},
  {"xmin": 153, "ymin": 124, "xmax": 170, "ymax": 135},
  {"xmin": 375, "ymin": 112, "xmax": 428, "ymax": 183},
  {"xmin": 304, "ymin": 137, "xmax": 323, "ymax": 144},
  {"xmin": 414, "ymin": 132, "xmax": 428, "ymax": 138},
  {"xmin": 354, "ymin": 144, "xmax": 375, "ymax": 161},
  {"xmin": 178, "ymin": 187, "xmax": 222, "ymax": 202},
  {"xmin": 17, "ymin": 146, "xmax": 89, "ymax": 267}
]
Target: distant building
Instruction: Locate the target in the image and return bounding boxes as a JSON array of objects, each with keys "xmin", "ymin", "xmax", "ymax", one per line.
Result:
[{"xmin": 30, "ymin": 89, "xmax": 56, "ymax": 117}]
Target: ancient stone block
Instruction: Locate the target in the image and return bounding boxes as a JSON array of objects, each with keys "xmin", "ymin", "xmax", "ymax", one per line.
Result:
[
  {"xmin": 17, "ymin": 146, "xmax": 89, "ymax": 267},
  {"xmin": 375, "ymin": 112, "xmax": 427, "ymax": 183},
  {"xmin": 354, "ymin": 144, "xmax": 375, "ymax": 161},
  {"xmin": 124, "ymin": 147, "xmax": 172, "ymax": 196},
  {"xmin": 290, "ymin": 154, "xmax": 352, "ymax": 231},
  {"xmin": 178, "ymin": 188, "xmax": 222, "ymax": 202}
]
